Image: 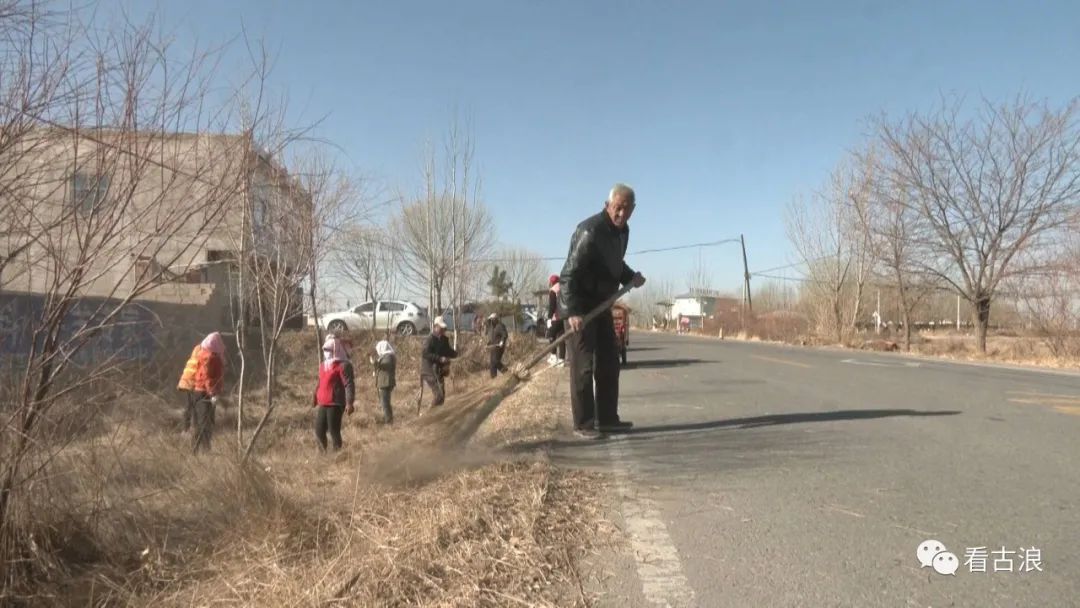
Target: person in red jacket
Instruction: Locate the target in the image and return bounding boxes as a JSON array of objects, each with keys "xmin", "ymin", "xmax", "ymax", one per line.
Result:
[
  {"xmin": 191, "ymin": 332, "xmax": 226, "ymax": 453},
  {"xmin": 313, "ymin": 334, "xmax": 356, "ymax": 452}
]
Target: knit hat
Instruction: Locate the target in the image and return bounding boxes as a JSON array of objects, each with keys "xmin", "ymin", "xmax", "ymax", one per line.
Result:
[{"xmin": 201, "ymin": 332, "xmax": 225, "ymax": 355}]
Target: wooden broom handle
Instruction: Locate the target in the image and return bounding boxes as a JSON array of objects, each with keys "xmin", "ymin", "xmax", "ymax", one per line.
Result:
[{"xmin": 519, "ymin": 283, "xmax": 636, "ymax": 373}]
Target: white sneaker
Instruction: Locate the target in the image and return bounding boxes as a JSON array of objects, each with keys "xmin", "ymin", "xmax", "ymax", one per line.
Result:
[
  {"xmin": 555, "ymin": 359, "xmax": 566, "ymax": 368},
  {"xmin": 547, "ymin": 354, "xmax": 558, "ymax": 365}
]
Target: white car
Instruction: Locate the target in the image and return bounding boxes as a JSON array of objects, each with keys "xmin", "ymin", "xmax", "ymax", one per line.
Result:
[
  {"xmin": 521, "ymin": 310, "xmax": 538, "ymax": 334},
  {"xmin": 320, "ymin": 300, "xmax": 429, "ymax": 336}
]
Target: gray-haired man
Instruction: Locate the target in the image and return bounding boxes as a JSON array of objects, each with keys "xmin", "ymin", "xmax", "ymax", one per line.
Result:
[{"xmin": 558, "ymin": 184, "xmax": 646, "ymax": 438}]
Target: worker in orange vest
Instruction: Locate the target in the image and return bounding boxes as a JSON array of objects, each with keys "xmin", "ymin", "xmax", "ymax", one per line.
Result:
[
  {"xmin": 178, "ymin": 332, "xmax": 226, "ymax": 452},
  {"xmin": 177, "ymin": 343, "xmax": 203, "ymax": 432}
]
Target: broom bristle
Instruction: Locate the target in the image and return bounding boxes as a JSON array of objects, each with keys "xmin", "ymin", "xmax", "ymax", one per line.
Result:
[
  {"xmin": 417, "ymin": 285, "xmax": 632, "ymax": 446},
  {"xmin": 417, "ymin": 367, "xmax": 536, "ymax": 446}
]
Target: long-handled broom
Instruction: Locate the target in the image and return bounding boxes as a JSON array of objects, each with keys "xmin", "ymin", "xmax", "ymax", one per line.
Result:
[{"xmin": 417, "ymin": 283, "xmax": 636, "ymax": 446}]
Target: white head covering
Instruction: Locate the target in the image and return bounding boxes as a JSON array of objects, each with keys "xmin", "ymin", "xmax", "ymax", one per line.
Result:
[
  {"xmin": 375, "ymin": 339, "xmax": 394, "ymax": 358},
  {"xmin": 322, "ymin": 335, "xmax": 349, "ymax": 365}
]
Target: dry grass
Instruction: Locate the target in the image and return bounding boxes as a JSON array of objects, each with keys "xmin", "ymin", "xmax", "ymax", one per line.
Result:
[
  {"xmin": 673, "ymin": 317, "xmax": 1080, "ymax": 370},
  {"xmin": 912, "ymin": 333, "xmax": 1080, "ymax": 369},
  {"xmin": 3, "ymin": 330, "xmax": 606, "ymax": 607}
]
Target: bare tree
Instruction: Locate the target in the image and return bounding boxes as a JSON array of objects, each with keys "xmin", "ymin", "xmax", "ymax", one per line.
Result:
[
  {"xmin": 0, "ymin": 3, "xmax": 76, "ymax": 290},
  {"xmin": 684, "ymin": 249, "xmax": 713, "ymax": 293},
  {"xmin": 876, "ymin": 97, "xmax": 1080, "ymax": 352},
  {"xmin": 393, "ymin": 123, "xmax": 494, "ymax": 344},
  {"xmin": 841, "ymin": 156, "xmax": 877, "ymax": 332},
  {"xmin": 333, "ymin": 223, "xmax": 399, "ymax": 330},
  {"xmin": 290, "ymin": 150, "xmax": 366, "ymax": 349},
  {"xmin": 0, "ymin": 8, "xmax": 278, "ymax": 585},
  {"xmin": 1013, "ymin": 229, "xmax": 1080, "ymax": 357},
  {"xmin": 785, "ymin": 164, "xmax": 863, "ymax": 343},
  {"xmin": 496, "ymin": 246, "xmax": 546, "ymax": 305},
  {"xmin": 238, "ymin": 148, "xmax": 315, "ymax": 460},
  {"xmin": 627, "ymin": 277, "xmax": 674, "ymax": 329},
  {"xmin": 853, "ymin": 150, "xmax": 939, "ymax": 350},
  {"xmin": 752, "ymin": 280, "xmax": 798, "ymax": 313}
]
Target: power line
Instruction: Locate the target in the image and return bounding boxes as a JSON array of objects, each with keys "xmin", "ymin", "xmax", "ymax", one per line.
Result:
[
  {"xmin": 476, "ymin": 237, "xmax": 742, "ymax": 263},
  {"xmin": 348, "ymin": 234, "xmax": 744, "ymax": 265},
  {"xmin": 749, "ymin": 254, "xmax": 838, "ymax": 277},
  {"xmin": 627, "ymin": 238, "xmax": 742, "ymax": 256},
  {"xmin": 751, "ymin": 272, "xmax": 1070, "ymax": 300}
]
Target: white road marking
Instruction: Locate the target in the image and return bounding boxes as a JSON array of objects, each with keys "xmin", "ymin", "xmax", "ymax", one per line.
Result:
[
  {"xmin": 607, "ymin": 438, "xmax": 696, "ymax": 607},
  {"xmin": 658, "ymin": 402, "xmax": 705, "ymax": 411},
  {"xmin": 841, "ymin": 358, "xmax": 921, "ymax": 368},
  {"xmin": 825, "ymin": 504, "xmax": 866, "ymax": 518}
]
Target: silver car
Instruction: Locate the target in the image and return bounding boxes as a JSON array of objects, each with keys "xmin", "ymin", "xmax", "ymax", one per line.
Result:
[{"xmin": 320, "ymin": 300, "xmax": 429, "ymax": 336}]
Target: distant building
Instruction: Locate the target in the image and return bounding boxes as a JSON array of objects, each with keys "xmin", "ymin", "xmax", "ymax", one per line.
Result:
[
  {"xmin": 670, "ymin": 288, "xmax": 725, "ymax": 319},
  {"xmin": 0, "ymin": 129, "xmax": 310, "ymax": 362}
]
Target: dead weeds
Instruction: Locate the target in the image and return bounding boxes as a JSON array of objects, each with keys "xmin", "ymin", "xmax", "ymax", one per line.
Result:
[{"xmin": 4, "ymin": 332, "xmax": 604, "ymax": 607}]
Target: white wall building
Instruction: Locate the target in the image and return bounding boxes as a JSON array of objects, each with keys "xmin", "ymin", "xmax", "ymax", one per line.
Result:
[{"xmin": 669, "ymin": 288, "xmax": 724, "ymax": 321}]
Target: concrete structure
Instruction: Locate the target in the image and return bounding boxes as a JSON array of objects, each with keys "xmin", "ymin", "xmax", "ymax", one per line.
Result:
[
  {"xmin": 0, "ymin": 128, "xmax": 310, "ymax": 361},
  {"xmin": 668, "ymin": 289, "xmax": 742, "ymax": 332},
  {"xmin": 669, "ymin": 288, "xmax": 728, "ymax": 320}
]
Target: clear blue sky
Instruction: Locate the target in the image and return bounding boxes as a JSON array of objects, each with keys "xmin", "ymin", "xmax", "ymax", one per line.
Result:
[{"xmin": 129, "ymin": 0, "xmax": 1078, "ymax": 297}]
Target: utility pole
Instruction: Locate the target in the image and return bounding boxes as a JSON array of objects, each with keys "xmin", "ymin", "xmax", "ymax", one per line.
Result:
[
  {"xmin": 956, "ymin": 294, "xmax": 960, "ymax": 331},
  {"xmin": 740, "ymin": 281, "xmax": 745, "ymax": 332},
  {"xmin": 740, "ymin": 234, "xmax": 752, "ymax": 313}
]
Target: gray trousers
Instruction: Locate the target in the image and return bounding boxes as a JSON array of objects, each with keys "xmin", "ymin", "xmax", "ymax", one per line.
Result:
[
  {"xmin": 379, "ymin": 388, "xmax": 393, "ymax": 422},
  {"xmin": 422, "ymin": 375, "xmax": 445, "ymax": 406},
  {"xmin": 191, "ymin": 393, "xmax": 215, "ymax": 454}
]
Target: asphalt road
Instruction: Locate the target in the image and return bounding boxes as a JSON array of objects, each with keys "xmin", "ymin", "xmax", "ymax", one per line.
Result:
[{"xmin": 551, "ymin": 332, "xmax": 1080, "ymax": 608}]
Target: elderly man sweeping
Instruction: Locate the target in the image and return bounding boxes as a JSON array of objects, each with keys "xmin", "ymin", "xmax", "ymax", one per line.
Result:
[
  {"xmin": 558, "ymin": 183, "xmax": 646, "ymax": 439},
  {"xmin": 420, "ymin": 316, "xmax": 458, "ymax": 408}
]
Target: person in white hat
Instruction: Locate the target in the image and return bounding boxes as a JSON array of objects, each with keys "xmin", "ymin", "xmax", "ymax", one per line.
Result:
[
  {"xmin": 420, "ymin": 316, "xmax": 457, "ymax": 407},
  {"xmin": 485, "ymin": 312, "xmax": 509, "ymax": 378},
  {"xmin": 370, "ymin": 336, "xmax": 396, "ymax": 424}
]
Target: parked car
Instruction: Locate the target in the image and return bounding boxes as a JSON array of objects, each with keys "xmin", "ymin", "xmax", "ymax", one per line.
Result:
[
  {"xmin": 441, "ymin": 303, "xmax": 537, "ymax": 334},
  {"xmin": 320, "ymin": 300, "xmax": 429, "ymax": 336},
  {"xmin": 521, "ymin": 310, "xmax": 538, "ymax": 334},
  {"xmin": 439, "ymin": 303, "xmax": 484, "ymax": 332}
]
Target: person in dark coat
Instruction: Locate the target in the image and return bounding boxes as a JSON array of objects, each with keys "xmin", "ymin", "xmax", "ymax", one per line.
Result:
[
  {"xmin": 420, "ymin": 316, "xmax": 457, "ymax": 407},
  {"xmin": 558, "ymin": 183, "xmax": 646, "ymax": 438},
  {"xmin": 485, "ymin": 313, "xmax": 509, "ymax": 378}
]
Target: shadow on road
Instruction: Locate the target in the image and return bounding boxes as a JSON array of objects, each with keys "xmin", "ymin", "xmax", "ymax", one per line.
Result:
[
  {"xmin": 620, "ymin": 358, "xmax": 709, "ymax": 370},
  {"xmin": 510, "ymin": 408, "xmax": 962, "ymax": 452},
  {"xmin": 627, "ymin": 408, "xmax": 961, "ymax": 434},
  {"xmin": 627, "ymin": 346, "xmax": 662, "ymax": 352}
]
